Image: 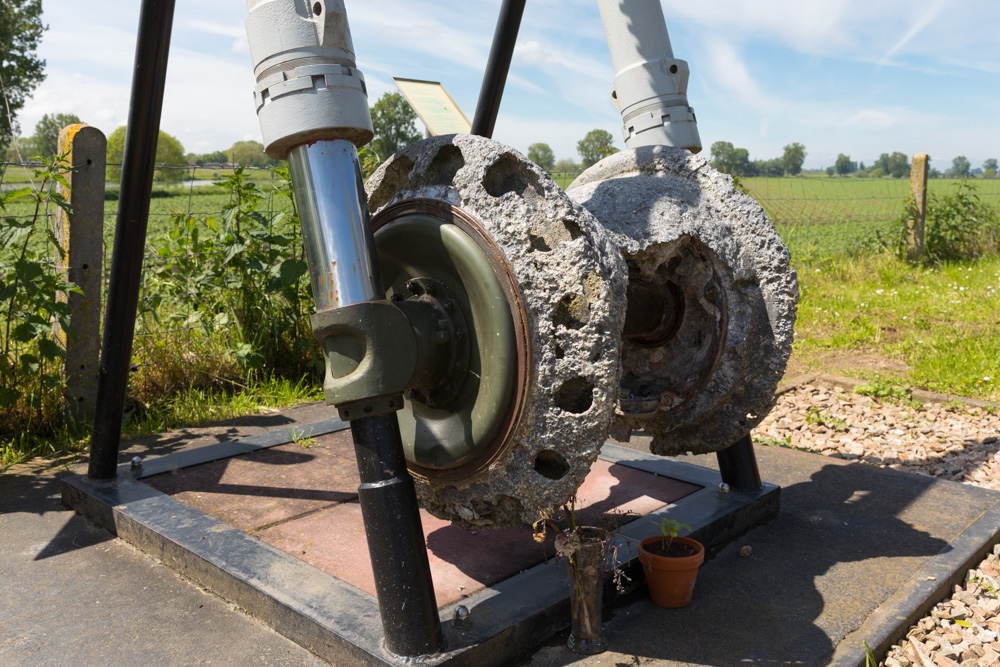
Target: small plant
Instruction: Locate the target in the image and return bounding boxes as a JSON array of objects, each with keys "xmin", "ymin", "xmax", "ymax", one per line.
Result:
[
  {"xmin": 855, "ymin": 379, "xmax": 921, "ymax": 408},
  {"xmin": 288, "ymin": 425, "xmax": 317, "ymax": 448},
  {"xmin": 755, "ymin": 435, "xmax": 792, "ymax": 449},
  {"xmin": 649, "ymin": 517, "xmax": 691, "ymax": 555},
  {"xmin": 805, "ymin": 406, "xmax": 848, "ymax": 431},
  {"xmin": 863, "ymin": 640, "xmax": 878, "ymax": 666}
]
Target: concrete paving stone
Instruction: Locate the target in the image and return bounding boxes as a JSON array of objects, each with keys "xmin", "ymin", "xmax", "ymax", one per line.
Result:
[{"xmin": 0, "ymin": 458, "xmax": 327, "ymax": 667}]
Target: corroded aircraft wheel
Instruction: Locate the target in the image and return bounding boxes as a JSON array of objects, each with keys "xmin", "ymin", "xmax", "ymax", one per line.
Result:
[
  {"xmin": 567, "ymin": 145, "xmax": 799, "ymax": 456},
  {"xmin": 366, "ymin": 134, "xmax": 627, "ymax": 528}
]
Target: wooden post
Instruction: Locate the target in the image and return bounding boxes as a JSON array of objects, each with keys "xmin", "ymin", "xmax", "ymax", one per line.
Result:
[
  {"xmin": 906, "ymin": 153, "xmax": 928, "ymax": 263},
  {"xmin": 54, "ymin": 124, "xmax": 106, "ymax": 423}
]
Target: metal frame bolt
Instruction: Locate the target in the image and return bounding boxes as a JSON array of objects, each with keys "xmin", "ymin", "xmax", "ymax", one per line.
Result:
[
  {"xmin": 131, "ymin": 456, "xmax": 143, "ymax": 471},
  {"xmin": 452, "ymin": 605, "xmax": 471, "ymax": 628},
  {"xmin": 717, "ymin": 482, "xmax": 731, "ymax": 499}
]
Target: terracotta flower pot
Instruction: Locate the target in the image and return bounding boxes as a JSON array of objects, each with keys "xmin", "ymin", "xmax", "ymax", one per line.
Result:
[{"xmin": 637, "ymin": 535, "xmax": 705, "ymax": 608}]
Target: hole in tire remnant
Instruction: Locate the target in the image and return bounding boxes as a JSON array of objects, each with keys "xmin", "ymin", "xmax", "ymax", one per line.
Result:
[
  {"xmin": 369, "ymin": 155, "xmax": 415, "ymax": 211},
  {"xmin": 421, "ymin": 144, "xmax": 465, "ymax": 186},
  {"xmin": 534, "ymin": 449, "xmax": 570, "ymax": 480},
  {"xmin": 483, "ymin": 154, "xmax": 542, "ymax": 201},
  {"xmin": 555, "ymin": 377, "xmax": 594, "ymax": 414},
  {"xmin": 553, "ymin": 293, "xmax": 589, "ymax": 329}
]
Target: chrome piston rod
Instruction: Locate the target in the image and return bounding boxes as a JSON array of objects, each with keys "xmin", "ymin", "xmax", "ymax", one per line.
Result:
[{"xmin": 287, "ymin": 139, "xmax": 382, "ymax": 310}]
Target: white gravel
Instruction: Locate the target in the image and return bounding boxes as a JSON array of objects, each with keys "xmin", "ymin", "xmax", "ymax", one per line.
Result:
[{"xmin": 752, "ymin": 379, "xmax": 1000, "ymax": 666}]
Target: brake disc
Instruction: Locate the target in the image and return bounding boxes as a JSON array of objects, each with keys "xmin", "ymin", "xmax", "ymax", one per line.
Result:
[{"xmin": 365, "ymin": 134, "xmax": 627, "ymax": 528}]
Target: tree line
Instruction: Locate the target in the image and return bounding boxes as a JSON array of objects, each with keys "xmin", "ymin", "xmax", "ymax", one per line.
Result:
[
  {"xmin": 709, "ymin": 141, "xmax": 806, "ymax": 177},
  {"xmin": 831, "ymin": 153, "xmax": 997, "ymax": 179}
]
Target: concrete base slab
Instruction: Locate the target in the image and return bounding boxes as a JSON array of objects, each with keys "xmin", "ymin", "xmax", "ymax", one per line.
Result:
[
  {"xmin": 517, "ymin": 445, "xmax": 1000, "ymax": 667},
  {"xmin": 61, "ymin": 419, "xmax": 779, "ymax": 666}
]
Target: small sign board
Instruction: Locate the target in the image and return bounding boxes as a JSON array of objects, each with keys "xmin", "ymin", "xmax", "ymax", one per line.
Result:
[{"xmin": 392, "ymin": 77, "xmax": 471, "ymax": 136}]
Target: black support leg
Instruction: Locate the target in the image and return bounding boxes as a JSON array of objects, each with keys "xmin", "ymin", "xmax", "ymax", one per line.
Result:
[
  {"xmin": 471, "ymin": 0, "xmax": 526, "ymax": 138},
  {"xmin": 716, "ymin": 433, "xmax": 762, "ymax": 491},
  {"xmin": 351, "ymin": 414, "xmax": 442, "ymax": 657},
  {"xmin": 88, "ymin": 0, "xmax": 176, "ymax": 480}
]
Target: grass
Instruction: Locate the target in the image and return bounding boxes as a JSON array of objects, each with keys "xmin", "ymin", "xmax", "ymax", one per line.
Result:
[
  {"xmin": 793, "ymin": 253, "xmax": 1000, "ymax": 401},
  {"xmin": 0, "ymin": 374, "xmax": 322, "ymax": 470}
]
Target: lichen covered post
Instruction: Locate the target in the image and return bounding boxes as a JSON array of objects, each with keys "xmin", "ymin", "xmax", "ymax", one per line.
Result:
[
  {"xmin": 907, "ymin": 153, "xmax": 929, "ymax": 263},
  {"xmin": 54, "ymin": 124, "xmax": 106, "ymax": 424}
]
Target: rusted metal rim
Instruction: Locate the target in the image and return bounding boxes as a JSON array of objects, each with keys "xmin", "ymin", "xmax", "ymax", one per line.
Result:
[{"xmin": 371, "ymin": 198, "xmax": 530, "ymax": 482}]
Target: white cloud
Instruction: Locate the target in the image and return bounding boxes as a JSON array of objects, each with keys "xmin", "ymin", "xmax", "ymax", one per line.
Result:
[{"xmin": 841, "ymin": 109, "xmax": 899, "ymax": 130}]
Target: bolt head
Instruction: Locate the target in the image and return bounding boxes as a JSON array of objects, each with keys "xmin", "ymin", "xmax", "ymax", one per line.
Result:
[
  {"xmin": 455, "ymin": 328, "xmax": 466, "ymax": 341},
  {"xmin": 130, "ymin": 456, "xmax": 143, "ymax": 471},
  {"xmin": 443, "ymin": 299, "xmax": 456, "ymax": 312},
  {"xmin": 405, "ymin": 280, "xmax": 421, "ymax": 294},
  {"xmin": 456, "ymin": 357, "xmax": 468, "ymax": 371},
  {"xmin": 452, "ymin": 604, "xmax": 471, "ymax": 628},
  {"xmin": 717, "ymin": 482, "xmax": 731, "ymax": 498}
]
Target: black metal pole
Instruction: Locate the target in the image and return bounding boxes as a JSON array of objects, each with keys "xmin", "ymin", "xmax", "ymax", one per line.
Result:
[
  {"xmin": 88, "ymin": 0, "xmax": 176, "ymax": 480},
  {"xmin": 351, "ymin": 414, "xmax": 442, "ymax": 656},
  {"xmin": 716, "ymin": 433, "xmax": 762, "ymax": 491},
  {"xmin": 471, "ymin": 0, "xmax": 526, "ymax": 138}
]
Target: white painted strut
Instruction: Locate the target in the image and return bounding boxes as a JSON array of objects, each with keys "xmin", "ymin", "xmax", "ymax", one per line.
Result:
[
  {"xmin": 597, "ymin": 0, "xmax": 701, "ymax": 153},
  {"xmin": 245, "ymin": 0, "xmax": 373, "ymax": 160}
]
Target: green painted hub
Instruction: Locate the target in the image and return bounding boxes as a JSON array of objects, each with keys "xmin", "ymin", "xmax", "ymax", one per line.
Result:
[{"xmin": 372, "ymin": 203, "xmax": 526, "ymax": 480}]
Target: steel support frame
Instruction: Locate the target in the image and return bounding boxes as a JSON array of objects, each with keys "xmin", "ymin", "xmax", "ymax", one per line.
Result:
[{"xmin": 88, "ymin": 0, "xmax": 176, "ymax": 480}]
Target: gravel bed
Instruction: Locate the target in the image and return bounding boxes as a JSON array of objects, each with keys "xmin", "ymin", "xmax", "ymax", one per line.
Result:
[{"xmin": 752, "ymin": 381, "xmax": 1000, "ymax": 666}]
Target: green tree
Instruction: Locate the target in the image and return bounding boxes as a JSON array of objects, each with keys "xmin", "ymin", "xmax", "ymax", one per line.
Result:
[
  {"xmin": 0, "ymin": 1, "xmax": 46, "ymax": 154},
  {"xmin": 887, "ymin": 152, "xmax": 909, "ymax": 178},
  {"xmin": 752, "ymin": 158, "xmax": 783, "ymax": 177},
  {"xmin": 527, "ymin": 142, "xmax": 555, "ymax": 171},
  {"xmin": 106, "ymin": 126, "xmax": 188, "ymax": 183},
  {"xmin": 577, "ymin": 129, "xmax": 617, "ymax": 168},
  {"xmin": 228, "ymin": 139, "xmax": 276, "ymax": 167},
  {"xmin": 781, "ymin": 142, "xmax": 806, "ymax": 176},
  {"xmin": 370, "ymin": 92, "xmax": 421, "ymax": 161},
  {"xmin": 834, "ymin": 154, "xmax": 853, "ymax": 176},
  {"xmin": 710, "ymin": 141, "xmax": 735, "ymax": 172},
  {"xmin": 31, "ymin": 113, "xmax": 83, "ymax": 158},
  {"xmin": 983, "ymin": 158, "xmax": 998, "ymax": 173},
  {"xmin": 710, "ymin": 141, "xmax": 752, "ymax": 176},
  {"xmin": 951, "ymin": 155, "xmax": 971, "ymax": 178}
]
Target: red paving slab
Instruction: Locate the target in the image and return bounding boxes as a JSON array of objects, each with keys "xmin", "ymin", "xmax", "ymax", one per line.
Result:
[
  {"xmin": 145, "ymin": 431, "xmax": 359, "ymax": 532},
  {"xmin": 147, "ymin": 429, "xmax": 702, "ymax": 608}
]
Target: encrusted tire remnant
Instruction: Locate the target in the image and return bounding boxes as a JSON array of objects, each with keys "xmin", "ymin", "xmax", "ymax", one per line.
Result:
[
  {"xmin": 567, "ymin": 145, "xmax": 798, "ymax": 456},
  {"xmin": 365, "ymin": 134, "xmax": 627, "ymax": 528}
]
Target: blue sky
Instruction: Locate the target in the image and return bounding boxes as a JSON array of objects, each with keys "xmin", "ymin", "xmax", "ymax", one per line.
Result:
[{"xmin": 20, "ymin": 0, "xmax": 1000, "ymax": 171}]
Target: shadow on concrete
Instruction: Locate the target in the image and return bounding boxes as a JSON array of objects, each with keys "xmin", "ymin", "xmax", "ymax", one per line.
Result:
[{"xmin": 531, "ymin": 461, "xmax": 953, "ymax": 666}]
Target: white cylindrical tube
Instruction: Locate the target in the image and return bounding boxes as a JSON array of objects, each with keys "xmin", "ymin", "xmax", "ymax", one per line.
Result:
[
  {"xmin": 597, "ymin": 0, "xmax": 701, "ymax": 153},
  {"xmin": 245, "ymin": 0, "xmax": 373, "ymax": 159}
]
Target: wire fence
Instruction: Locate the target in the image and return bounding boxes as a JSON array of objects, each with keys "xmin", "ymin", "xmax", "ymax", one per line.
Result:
[{"xmin": 4, "ymin": 158, "xmax": 1000, "ymax": 403}]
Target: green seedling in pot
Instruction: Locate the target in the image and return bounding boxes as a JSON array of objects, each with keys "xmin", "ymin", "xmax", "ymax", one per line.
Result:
[{"xmin": 650, "ymin": 518, "xmax": 691, "ymax": 553}]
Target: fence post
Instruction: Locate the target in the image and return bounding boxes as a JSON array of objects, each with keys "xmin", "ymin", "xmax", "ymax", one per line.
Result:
[
  {"xmin": 906, "ymin": 153, "xmax": 928, "ymax": 262},
  {"xmin": 54, "ymin": 124, "xmax": 106, "ymax": 424}
]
